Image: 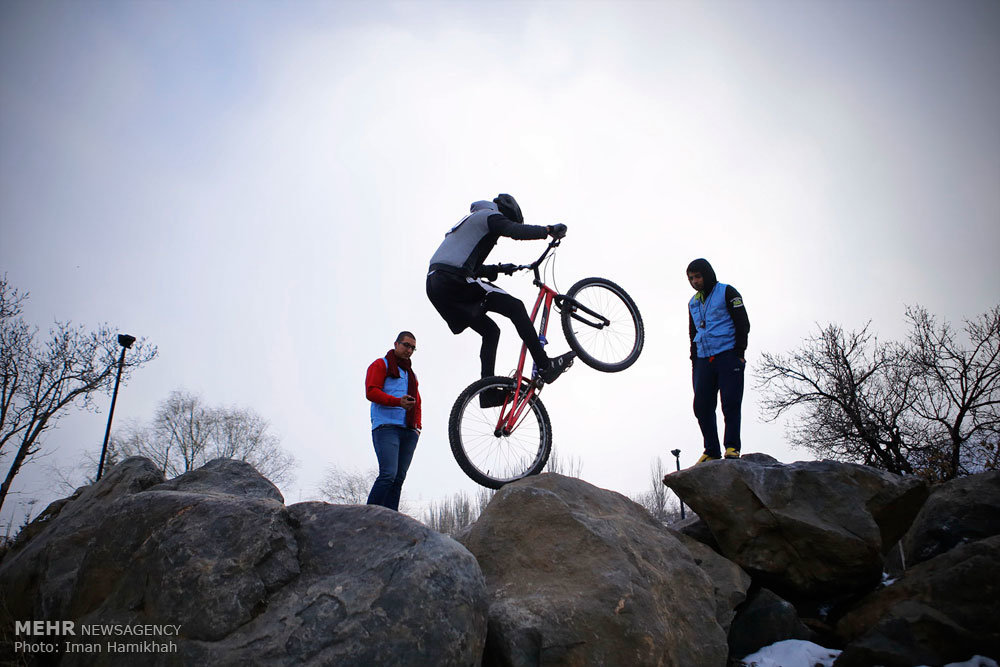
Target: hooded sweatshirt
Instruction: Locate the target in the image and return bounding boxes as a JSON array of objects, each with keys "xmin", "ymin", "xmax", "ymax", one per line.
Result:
[
  {"xmin": 428, "ymin": 200, "xmax": 549, "ymax": 277},
  {"xmin": 687, "ymin": 258, "xmax": 750, "ymax": 359}
]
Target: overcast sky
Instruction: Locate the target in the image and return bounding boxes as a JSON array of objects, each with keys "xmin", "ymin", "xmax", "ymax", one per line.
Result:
[{"xmin": 2, "ymin": 0, "xmax": 998, "ymax": 525}]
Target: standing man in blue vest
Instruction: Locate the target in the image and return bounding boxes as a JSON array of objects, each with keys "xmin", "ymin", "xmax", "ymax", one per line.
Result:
[{"xmin": 686, "ymin": 258, "xmax": 750, "ymax": 464}]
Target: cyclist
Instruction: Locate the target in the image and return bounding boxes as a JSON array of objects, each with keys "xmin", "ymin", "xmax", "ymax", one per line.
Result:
[{"xmin": 427, "ymin": 194, "xmax": 575, "ymax": 405}]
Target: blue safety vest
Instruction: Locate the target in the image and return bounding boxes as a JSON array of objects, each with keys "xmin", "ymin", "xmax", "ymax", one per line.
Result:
[
  {"xmin": 370, "ymin": 357, "xmax": 409, "ymax": 429},
  {"xmin": 689, "ymin": 283, "xmax": 736, "ymax": 357}
]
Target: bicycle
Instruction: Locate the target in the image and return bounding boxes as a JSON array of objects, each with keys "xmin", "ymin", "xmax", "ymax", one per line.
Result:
[{"xmin": 448, "ymin": 236, "xmax": 644, "ymax": 489}]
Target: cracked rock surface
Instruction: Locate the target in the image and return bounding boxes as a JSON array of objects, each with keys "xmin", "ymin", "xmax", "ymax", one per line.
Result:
[
  {"xmin": 0, "ymin": 457, "xmax": 487, "ymax": 666},
  {"xmin": 459, "ymin": 473, "xmax": 742, "ymax": 666},
  {"xmin": 662, "ymin": 454, "xmax": 928, "ymax": 599}
]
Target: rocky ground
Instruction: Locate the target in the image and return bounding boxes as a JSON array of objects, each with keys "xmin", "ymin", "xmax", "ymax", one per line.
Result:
[{"xmin": 1, "ymin": 455, "xmax": 997, "ymax": 666}]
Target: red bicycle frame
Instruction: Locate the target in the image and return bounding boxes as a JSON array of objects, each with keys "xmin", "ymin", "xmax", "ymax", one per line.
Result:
[
  {"xmin": 494, "ymin": 281, "xmax": 559, "ymax": 434},
  {"xmin": 491, "ymin": 239, "xmax": 564, "ymax": 436},
  {"xmin": 485, "ymin": 236, "xmax": 614, "ymax": 437}
]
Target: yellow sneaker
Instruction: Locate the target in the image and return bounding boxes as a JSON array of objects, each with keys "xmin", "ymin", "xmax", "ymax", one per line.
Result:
[
  {"xmin": 695, "ymin": 453, "xmax": 721, "ymax": 465},
  {"xmin": 724, "ymin": 448, "xmax": 741, "ymax": 459}
]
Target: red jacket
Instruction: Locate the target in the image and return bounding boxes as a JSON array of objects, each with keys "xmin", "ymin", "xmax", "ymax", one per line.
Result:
[{"xmin": 365, "ymin": 357, "xmax": 422, "ymax": 430}]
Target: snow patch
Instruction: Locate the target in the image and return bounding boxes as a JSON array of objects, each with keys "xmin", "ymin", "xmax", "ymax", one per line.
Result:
[
  {"xmin": 738, "ymin": 641, "xmax": 998, "ymax": 667},
  {"xmin": 925, "ymin": 658, "xmax": 999, "ymax": 667},
  {"xmin": 738, "ymin": 639, "xmax": 840, "ymax": 667}
]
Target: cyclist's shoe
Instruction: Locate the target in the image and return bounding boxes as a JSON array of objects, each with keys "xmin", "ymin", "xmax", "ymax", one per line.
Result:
[
  {"xmin": 538, "ymin": 351, "xmax": 576, "ymax": 384},
  {"xmin": 479, "ymin": 388, "xmax": 509, "ymax": 409},
  {"xmin": 724, "ymin": 447, "xmax": 741, "ymax": 459},
  {"xmin": 695, "ymin": 452, "xmax": 721, "ymax": 465}
]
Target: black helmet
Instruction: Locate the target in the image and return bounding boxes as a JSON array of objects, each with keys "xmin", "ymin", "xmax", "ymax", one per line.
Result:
[{"xmin": 493, "ymin": 193, "xmax": 523, "ymax": 223}]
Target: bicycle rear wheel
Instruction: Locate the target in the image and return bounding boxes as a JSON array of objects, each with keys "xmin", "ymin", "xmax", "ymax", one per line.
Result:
[
  {"xmin": 561, "ymin": 277, "xmax": 644, "ymax": 372},
  {"xmin": 448, "ymin": 376, "xmax": 552, "ymax": 489}
]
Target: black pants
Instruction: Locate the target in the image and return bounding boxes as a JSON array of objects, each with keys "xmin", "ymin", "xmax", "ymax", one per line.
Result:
[
  {"xmin": 427, "ymin": 272, "xmax": 548, "ymax": 378},
  {"xmin": 692, "ymin": 349, "xmax": 745, "ymax": 457},
  {"xmin": 470, "ymin": 291, "xmax": 548, "ymax": 378}
]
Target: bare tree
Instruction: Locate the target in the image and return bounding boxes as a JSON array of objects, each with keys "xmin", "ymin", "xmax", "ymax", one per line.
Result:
[
  {"xmin": 214, "ymin": 406, "xmax": 292, "ymax": 480},
  {"xmin": 905, "ymin": 305, "xmax": 1000, "ymax": 481},
  {"xmin": 423, "ymin": 487, "xmax": 494, "ymax": 536},
  {"xmin": 419, "ymin": 451, "xmax": 582, "ymax": 535},
  {"xmin": 318, "ymin": 466, "xmax": 374, "ymax": 504},
  {"xmin": 545, "ymin": 449, "xmax": 584, "ymax": 477},
  {"xmin": 425, "ymin": 491, "xmax": 475, "ymax": 535},
  {"xmin": 0, "ymin": 277, "xmax": 157, "ymax": 514},
  {"xmin": 632, "ymin": 457, "xmax": 681, "ymax": 523},
  {"xmin": 756, "ymin": 323, "xmax": 919, "ymax": 474},
  {"xmin": 114, "ymin": 391, "xmax": 214, "ymax": 476},
  {"xmin": 112, "ymin": 390, "xmax": 296, "ymax": 486},
  {"xmin": 318, "ymin": 464, "xmax": 422, "ymax": 518},
  {"xmin": 756, "ymin": 305, "xmax": 1000, "ymax": 481}
]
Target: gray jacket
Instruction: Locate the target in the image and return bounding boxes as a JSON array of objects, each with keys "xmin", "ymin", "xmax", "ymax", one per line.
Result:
[{"xmin": 428, "ymin": 201, "xmax": 548, "ymax": 277}]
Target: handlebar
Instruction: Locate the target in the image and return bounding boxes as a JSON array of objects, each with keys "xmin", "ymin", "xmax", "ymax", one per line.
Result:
[
  {"xmin": 509, "ymin": 237, "xmax": 560, "ymax": 273},
  {"xmin": 536, "ymin": 235, "xmax": 562, "ymax": 263},
  {"xmin": 504, "ymin": 236, "xmax": 562, "ymax": 286}
]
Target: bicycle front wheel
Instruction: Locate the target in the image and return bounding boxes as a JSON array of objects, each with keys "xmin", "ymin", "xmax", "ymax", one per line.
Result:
[
  {"xmin": 561, "ymin": 277, "xmax": 644, "ymax": 372},
  {"xmin": 448, "ymin": 376, "xmax": 552, "ymax": 489}
]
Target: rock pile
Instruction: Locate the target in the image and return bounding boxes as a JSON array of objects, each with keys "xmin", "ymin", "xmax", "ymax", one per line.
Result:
[
  {"xmin": 0, "ymin": 458, "xmax": 487, "ymax": 666},
  {"xmin": 2, "ymin": 455, "xmax": 997, "ymax": 666},
  {"xmin": 664, "ymin": 458, "xmax": 1000, "ymax": 666}
]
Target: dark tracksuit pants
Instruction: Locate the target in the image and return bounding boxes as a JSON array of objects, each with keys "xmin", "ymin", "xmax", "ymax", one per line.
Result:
[
  {"xmin": 426, "ymin": 270, "xmax": 548, "ymax": 378},
  {"xmin": 692, "ymin": 348, "xmax": 745, "ymax": 457},
  {"xmin": 469, "ymin": 292, "xmax": 547, "ymax": 378}
]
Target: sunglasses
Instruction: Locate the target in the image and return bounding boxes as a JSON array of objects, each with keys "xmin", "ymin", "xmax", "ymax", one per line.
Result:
[{"xmin": 399, "ymin": 342, "xmax": 416, "ymax": 351}]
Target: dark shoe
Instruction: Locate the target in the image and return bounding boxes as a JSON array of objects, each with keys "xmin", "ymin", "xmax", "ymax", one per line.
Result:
[
  {"xmin": 538, "ymin": 351, "xmax": 576, "ymax": 384},
  {"xmin": 724, "ymin": 447, "xmax": 741, "ymax": 459},
  {"xmin": 479, "ymin": 387, "xmax": 509, "ymax": 409}
]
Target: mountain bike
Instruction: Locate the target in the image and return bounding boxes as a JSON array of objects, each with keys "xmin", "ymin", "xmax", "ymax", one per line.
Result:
[{"xmin": 448, "ymin": 237, "xmax": 644, "ymax": 489}]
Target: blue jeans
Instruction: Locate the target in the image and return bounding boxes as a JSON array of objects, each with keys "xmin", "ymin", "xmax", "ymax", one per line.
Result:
[
  {"xmin": 693, "ymin": 349, "xmax": 745, "ymax": 458},
  {"xmin": 367, "ymin": 425, "xmax": 419, "ymax": 511}
]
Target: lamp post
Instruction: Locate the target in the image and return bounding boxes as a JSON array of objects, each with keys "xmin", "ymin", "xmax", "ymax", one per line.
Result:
[
  {"xmin": 96, "ymin": 334, "xmax": 136, "ymax": 481},
  {"xmin": 670, "ymin": 448, "xmax": 685, "ymax": 519}
]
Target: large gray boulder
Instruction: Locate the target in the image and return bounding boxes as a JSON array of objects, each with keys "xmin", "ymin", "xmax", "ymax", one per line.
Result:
[
  {"xmin": 669, "ymin": 529, "xmax": 751, "ymax": 634},
  {"xmin": 0, "ymin": 457, "xmax": 488, "ymax": 666},
  {"xmin": 671, "ymin": 514, "xmax": 720, "ymax": 553},
  {"xmin": 834, "ymin": 534, "xmax": 1000, "ymax": 667},
  {"xmin": 903, "ymin": 470, "xmax": 1000, "ymax": 567},
  {"xmin": 459, "ymin": 473, "xmax": 740, "ymax": 666},
  {"xmin": 180, "ymin": 502, "xmax": 488, "ymax": 666},
  {"xmin": 1, "ymin": 456, "xmax": 169, "ymax": 620},
  {"xmin": 662, "ymin": 456, "xmax": 928, "ymax": 599}
]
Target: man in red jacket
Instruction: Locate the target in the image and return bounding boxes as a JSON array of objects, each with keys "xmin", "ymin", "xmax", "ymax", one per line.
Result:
[{"xmin": 364, "ymin": 331, "xmax": 422, "ymax": 511}]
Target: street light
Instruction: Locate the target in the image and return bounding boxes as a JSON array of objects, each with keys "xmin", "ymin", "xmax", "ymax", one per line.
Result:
[
  {"xmin": 96, "ymin": 334, "xmax": 136, "ymax": 482},
  {"xmin": 670, "ymin": 448, "xmax": 685, "ymax": 519}
]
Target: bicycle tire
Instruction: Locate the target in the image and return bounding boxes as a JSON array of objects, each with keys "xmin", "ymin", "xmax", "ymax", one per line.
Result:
[
  {"xmin": 561, "ymin": 277, "xmax": 644, "ymax": 372},
  {"xmin": 448, "ymin": 376, "xmax": 552, "ymax": 489}
]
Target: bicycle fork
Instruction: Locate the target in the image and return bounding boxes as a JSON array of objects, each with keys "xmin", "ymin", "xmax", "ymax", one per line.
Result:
[{"xmin": 557, "ymin": 294, "xmax": 612, "ymax": 330}]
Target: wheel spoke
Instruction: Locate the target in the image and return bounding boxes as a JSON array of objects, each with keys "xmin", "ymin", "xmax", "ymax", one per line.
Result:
[
  {"xmin": 563, "ymin": 279, "xmax": 643, "ymax": 371},
  {"xmin": 450, "ymin": 378, "xmax": 551, "ymax": 487}
]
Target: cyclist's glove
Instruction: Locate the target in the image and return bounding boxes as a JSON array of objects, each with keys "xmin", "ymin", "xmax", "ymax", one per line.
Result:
[
  {"xmin": 548, "ymin": 223, "xmax": 568, "ymax": 239},
  {"xmin": 499, "ymin": 263, "xmax": 518, "ymax": 275},
  {"xmin": 476, "ymin": 265, "xmax": 500, "ymax": 282}
]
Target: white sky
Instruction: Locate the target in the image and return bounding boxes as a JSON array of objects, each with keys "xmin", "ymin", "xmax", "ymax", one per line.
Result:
[{"xmin": 2, "ymin": 0, "xmax": 998, "ymax": 525}]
